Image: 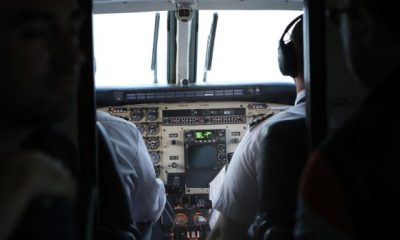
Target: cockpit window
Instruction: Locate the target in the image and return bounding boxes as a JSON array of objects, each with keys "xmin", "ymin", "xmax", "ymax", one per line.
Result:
[
  {"xmin": 197, "ymin": 10, "xmax": 302, "ymax": 84},
  {"xmin": 93, "ymin": 10, "xmax": 302, "ymax": 87},
  {"xmin": 93, "ymin": 12, "xmax": 168, "ymax": 87}
]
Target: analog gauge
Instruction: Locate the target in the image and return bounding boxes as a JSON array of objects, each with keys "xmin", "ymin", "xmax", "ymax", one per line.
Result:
[
  {"xmin": 135, "ymin": 123, "xmax": 145, "ymax": 134},
  {"xmin": 147, "ymin": 122, "xmax": 159, "ymax": 135},
  {"xmin": 192, "ymin": 212, "xmax": 207, "ymax": 225},
  {"xmin": 146, "ymin": 108, "xmax": 159, "ymax": 121},
  {"xmin": 149, "ymin": 151, "xmax": 160, "ymax": 164},
  {"xmin": 130, "ymin": 108, "xmax": 144, "ymax": 121},
  {"xmin": 145, "ymin": 137, "xmax": 160, "ymax": 150},
  {"xmin": 174, "ymin": 213, "xmax": 188, "ymax": 226}
]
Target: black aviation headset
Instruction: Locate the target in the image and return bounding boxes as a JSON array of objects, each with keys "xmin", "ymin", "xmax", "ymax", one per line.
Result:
[{"xmin": 278, "ymin": 14, "xmax": 303, "ymax": 78}]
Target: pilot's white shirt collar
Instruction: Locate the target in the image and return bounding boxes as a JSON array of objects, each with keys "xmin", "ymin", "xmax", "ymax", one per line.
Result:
[{"xmin": 295, "ymin": 89, "xmax": 306, "ymax": 105}]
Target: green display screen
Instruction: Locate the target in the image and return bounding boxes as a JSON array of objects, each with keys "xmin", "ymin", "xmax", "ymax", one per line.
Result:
[{"xmin": 195, "ymin": 130, "xmax": 212, "ymax": 139}]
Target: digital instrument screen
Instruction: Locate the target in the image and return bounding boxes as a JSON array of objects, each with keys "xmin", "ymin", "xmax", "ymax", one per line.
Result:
[
  {"xmin": 188, "ymin": 145, "xmax": 217, "ymax": 169},
  {"xmin": 195, "ymin": 130, "xmax": 213, "ymax": 140}
]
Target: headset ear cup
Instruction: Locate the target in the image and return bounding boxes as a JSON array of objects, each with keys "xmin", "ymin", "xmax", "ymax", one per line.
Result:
[
  {"xmin": 278, "ymin": 40, "xmax": 297, "ymax": 78},
  {"xmin": 278, "ymin": 40, "xmax": 287, "ymax": 75},
  {"xmin": 277, "ymin": 14, "xmax": 303, "ymax": 78}
]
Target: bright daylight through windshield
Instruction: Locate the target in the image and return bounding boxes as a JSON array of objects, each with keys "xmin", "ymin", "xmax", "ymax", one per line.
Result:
[{"xmin": 93, "ymin": 10, "xmax": 302, "ymax": 87}]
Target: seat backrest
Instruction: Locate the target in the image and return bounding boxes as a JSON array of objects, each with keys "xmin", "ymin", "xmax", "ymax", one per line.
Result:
[
  {"xmin": 10, "ymin": 129, "xmax": 80, "ymax": 240},
  {"xmin": 250, "ymin": 118, "xmax": 307, "ymax": 240},
  {"xmin": 96, "ymin": 122, "xmax": 140, "ymax": 240}
]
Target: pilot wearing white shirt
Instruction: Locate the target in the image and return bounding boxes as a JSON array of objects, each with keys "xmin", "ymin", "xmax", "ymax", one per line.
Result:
[
  {"xmin": 97, "ymin": 110, "xmax": 166, "ymax": 224},
  {"xmin": 214, "ymin": 90, "xmax": 305, "ymax": 223},
  {"xmin": 208, "ymin": 15, "xmax": 305, "ymax": 240}
]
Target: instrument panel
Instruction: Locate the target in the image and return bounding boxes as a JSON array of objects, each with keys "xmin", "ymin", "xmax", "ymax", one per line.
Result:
[
  {"xmin": 98, "ymin": 101, "xmax": 289, "ymax": 190},
  {"xmin": 96, "ymin": 82, "xmax": 295, "ymax": 239}
]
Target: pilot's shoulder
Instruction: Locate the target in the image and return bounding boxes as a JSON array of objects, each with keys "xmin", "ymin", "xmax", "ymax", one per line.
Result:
[{"xmin": 249, "ymin": 113, "xmax": 275, "ymax": 131}]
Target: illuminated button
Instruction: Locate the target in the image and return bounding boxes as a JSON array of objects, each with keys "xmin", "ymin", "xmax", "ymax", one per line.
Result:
[{"xmin": 174, "ymin": 213, "xmax": 188, "ymax": 225}]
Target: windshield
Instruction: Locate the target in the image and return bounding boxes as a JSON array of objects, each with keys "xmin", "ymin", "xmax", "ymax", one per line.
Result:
[{"xmin": 93, "ymin": 10, "xmax": 302, "ymax": 87}]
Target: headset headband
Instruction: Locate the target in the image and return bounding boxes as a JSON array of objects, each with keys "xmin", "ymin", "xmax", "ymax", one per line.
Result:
[{"xmin": 280, "ymin": 14, "xmax": 303, "ymax": 42}]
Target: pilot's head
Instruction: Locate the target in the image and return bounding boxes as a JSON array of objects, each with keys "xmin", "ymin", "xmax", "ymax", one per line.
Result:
[
  {"xmin": 0, "ymin": 0, "xmax": 84, "ymax": 128},
  {"xmin": 278, "ymin": 15, "xmax": 303, "ymax": 80}
]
